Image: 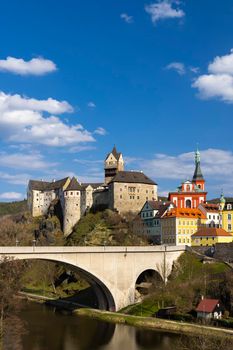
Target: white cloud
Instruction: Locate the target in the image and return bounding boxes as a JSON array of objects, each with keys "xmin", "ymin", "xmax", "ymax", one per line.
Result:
[
  {"xmin": 120, "ymin": 13, "xmax": 134, "ymax": 24},
  {"xmin": 208, "ymin": 49, "xmax": 233, "ymax": 75},
  {"xmin": 94, "ymin": 127, "xmax": 107, "ymax": 136},
  {"xmin": 87, "ymin": 101, "xmax": 96, "ymax": 108},
  {"xmin": 0, "ymin": 172, "xmax": 30, "ymax": 185},
  {"xmin": 68, "ymin": 145, "xmax": 96, "ymax": 153},
  {"xmin": 0, "ymin": 152, "xmax": 56, "ymax": 170},
  {"xmin": 145, "ymin": 1, "xmax": 185, "ymax": 24},
  {"xmin": 0, "ymin": 91, "xmax": 95, "ymax": 146},
  {"xmin": 192, "ymin": 49, "xmax": 233, "ymax": 103},
  {"xmin": 166, "ymin": 62, "xmax": 185, "ymax": 75},
  {"xmin": 189, "ymin": 66, "xmax": 199, "ymax": 74},
  {"xmin": 140, "ymin": 149, "xmax": 233, "ymax": 181},
  {"xmin": 0, "ymin": 192, "xmax": 23, "ymax": 200},
  {"xmin": 0, "ymin": 56, "xmax": 57, "ymax": 75}
]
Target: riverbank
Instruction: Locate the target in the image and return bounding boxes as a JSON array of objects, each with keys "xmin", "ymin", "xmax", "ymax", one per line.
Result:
[
  {"xmin": 18, "ymin": 291, "xmax": 233, "ymax": 338},
  {"xmin": 74, "ymin": 307, "xmax": 233, "ymax": 338}
]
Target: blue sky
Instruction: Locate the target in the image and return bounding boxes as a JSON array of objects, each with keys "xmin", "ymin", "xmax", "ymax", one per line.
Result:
[{"xmin": 1, "ymin": 0, "xmax": 233, "ymax": 201}]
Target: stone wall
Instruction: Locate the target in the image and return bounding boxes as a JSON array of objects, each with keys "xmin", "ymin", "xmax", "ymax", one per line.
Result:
[{"xmin": 109, "ymin": 182, "xmax": 158, "ymax": 214}]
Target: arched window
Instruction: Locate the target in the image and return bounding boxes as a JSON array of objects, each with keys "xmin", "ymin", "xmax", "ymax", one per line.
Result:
[{"xmin": 186, "ymin": 199, "xmax": 192, "ymax": 208}]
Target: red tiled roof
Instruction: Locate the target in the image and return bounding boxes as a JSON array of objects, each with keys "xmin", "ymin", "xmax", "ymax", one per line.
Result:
[
  {"xmin": 196, "ymin": 299, "xmax": 219, "ymax": 313},
  {"xmin": 163, "ymin": 208, "xmax": 206, "ymax": 219},
  {"xmin": 201, "ymin": 203, "xmax": 219, "ymax": 213},
  {"xmin": 192, "ymin": 227, "xmax": 232, "ymax": 237}
]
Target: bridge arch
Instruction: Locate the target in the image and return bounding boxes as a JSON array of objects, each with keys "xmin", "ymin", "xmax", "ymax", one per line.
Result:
[{"xmin": 4, "ymin": 255, "xmax": 116, "ymax": 311}]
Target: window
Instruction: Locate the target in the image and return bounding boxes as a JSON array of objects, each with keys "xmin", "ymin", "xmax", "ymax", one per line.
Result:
[
  {"xmin": 213, "ymin": 215, "xmax": 215, "ymax": 220},
  {"xmin": 227, "ymin": 204, "xmax": 232, "ymax": 210},
  {"xmin": 228, "ymin": 224, "xmax": 232, "ymax": 231},
  {"xmin": 208, "ymin": 215, "xmax": 211, "ymax": 219},
  {"xmin": 228, "ymin": 214, "xmax": 232, "ymax": 221},
  {"xmin": 186, "ymin": 199, "xmax": 191, "ymax": 208},
  {"xmin": 120, "ymin": 195, "xmax": 122, "ymax": 199},
  {"xmin": 137, "ymin": 196, "xmax": 139, "ymax": 200}
]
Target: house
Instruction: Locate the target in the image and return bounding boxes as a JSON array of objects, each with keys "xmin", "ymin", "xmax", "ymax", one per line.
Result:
[
  {"xmin": 161, "ymin": 208, "xmax": 206, "ymax": 246},
  {"xmin": 168, "ymin": 148, "xmax": 207, "ymax": 209},
  {"xmin": 198, "ymin": 203, "xmax": 220, "ymax": 228},
  {"xmin": 139, "ymin": 200, "xmax": 174, "ymax": 244},
  {"xmin": 191, "ymin": 227, "xmax": 233, "ymax": 246},
  {"xmin": 196, "ymin": 298, "xmax": 224, "ymax": 320},
  {"xmin": 219, "ymin": 194, "xmax": 233, "ymax": 234}
]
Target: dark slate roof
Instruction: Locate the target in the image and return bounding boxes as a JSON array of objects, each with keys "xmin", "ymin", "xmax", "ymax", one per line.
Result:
[
  {"xmin": 193, "ymin": 162, "xmax": 204, "ymax": 181},
  {"xmin": 81, "ymin": 183, "xmax": 104, "ymax": 190},
  {"xmin": 105, "ymin": 146, "xmax": 122, "ymax": 161},
  {"xmin": 65, "ymin": 177, "xmax": 82, "ymax": 191},
  {"xmin": 110, "ymin": 171, "xmax": 157, "ymax": 185},
  {"xmin": 29, "ymin": 177, "xmax": 69, "ymax": 191}
]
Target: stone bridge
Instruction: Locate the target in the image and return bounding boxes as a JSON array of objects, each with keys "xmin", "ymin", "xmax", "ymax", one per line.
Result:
[{"xmin": 0, "ymin": 245, "xmax": 186, "ymax": 311}]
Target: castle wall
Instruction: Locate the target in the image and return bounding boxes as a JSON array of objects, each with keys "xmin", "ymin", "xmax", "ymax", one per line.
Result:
[
  {"xmin": 30, "ymin": 190, "xmax": 56, "ymax": 217},
  {"xmin": 109, "ymin": 182, "xmax": 158, "ymax": 214},
  {"xmin": 63, "ymin": 190, "xmax": 81, "ymax": 236}
]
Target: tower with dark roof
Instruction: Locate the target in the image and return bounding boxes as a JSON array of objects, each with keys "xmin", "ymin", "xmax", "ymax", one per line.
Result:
[
  {"xmin": 104, "ymin": 146, "xmax": 124, "ymax": 184},
  {"xmin": 63, "ymin": 177, "xmax": 82, "ymax": 236},
  {"xmin": 192, "ymin": 147, "xmax": 205, "ymax": 191}
]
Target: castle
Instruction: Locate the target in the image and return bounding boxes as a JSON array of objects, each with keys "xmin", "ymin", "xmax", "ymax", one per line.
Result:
[{"xmin": 27, "ymin": 146, "xmax": 158, "ymax": 236}]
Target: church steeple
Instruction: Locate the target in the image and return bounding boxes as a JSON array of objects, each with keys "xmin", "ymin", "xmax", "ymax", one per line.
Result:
[
  {"xmin": 193, "ymin": 146, "xmax": 204, "ymax": 181},
  {"xmin": 192, "ymin": 146, "xmax": 205, "ymax": 190}
]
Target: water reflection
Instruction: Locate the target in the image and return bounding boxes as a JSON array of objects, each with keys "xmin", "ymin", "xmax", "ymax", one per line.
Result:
[{"xmin": 19, "ymin": 301, "xmax": 181, "ymax": 350}]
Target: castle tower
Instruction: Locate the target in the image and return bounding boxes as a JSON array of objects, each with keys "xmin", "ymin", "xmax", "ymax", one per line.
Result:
[
  {"xmin": 63, "ymin": 177, "xmax": 82, "ymax": 236},
  {"xmin": 192, "ymin": 147, "xmax": 205, "ymax": 191},
  {"xmin": 104, "ymin": 146, "xmax": 124, "ymax": 184}
]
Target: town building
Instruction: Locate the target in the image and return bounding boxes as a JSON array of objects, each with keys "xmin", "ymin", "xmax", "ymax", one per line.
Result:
[
  {"xmin": 219, "ymin": 194, "xmax": 233, "ymax": 235},
  {"xmin": 161, "ymin": 208, "xmax": 206, "ymax": 246},
  {"xmin": 168, "ymin": 148, "xmax": 207, "ymax": 209},
  {"xmin": 191, "ymin": 227, "xmax": 233, "ymax": 246},
  {"xmin": 198, "ymin": 203, "xmax": 220, "ymax": 228},
  {"xmin": 27, "ymin": 146, "xmax": 158, "ymax": 236},
  {"xmin": 196, "ymin": 298, "xmax": 224, "ymax": 320},
  {"xmin": 139, "ymin": 200, "xmax": 174, "ymax": 244}
]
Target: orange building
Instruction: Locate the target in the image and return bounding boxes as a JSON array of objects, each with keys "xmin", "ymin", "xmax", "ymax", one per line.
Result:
[
  {"xmin": 161, "ymin": 207, "xmax": 206, "ymax": 246},
  {"xmin": 168, "ymin": 148, "xmax": 207, "ymax": 209}
]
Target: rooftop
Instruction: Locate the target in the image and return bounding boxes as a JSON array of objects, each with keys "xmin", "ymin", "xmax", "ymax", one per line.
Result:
[
  {"xmin": 29, "ymin": 177, "xmax": 70, "ymax": 191},
  {"xmin": 200, "ymin": 203, "xmax": 219, "ymax": 213},
  {"xmin": 110, "ymin": 171, "xmax": 157, "ymax": 185},
  {"xmin": 196, "ymin": 299, "xmax": 220, "ymax": 313},
  {"xmin": 192, "ymin": 227, "xmax": 232, "ymax": 237},
  {"xmin": 163, "ymin": 208, "xmax": 206, "ymax": 219}
]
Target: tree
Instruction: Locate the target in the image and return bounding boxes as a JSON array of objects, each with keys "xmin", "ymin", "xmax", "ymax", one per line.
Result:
[{"xmin": 0, "ymin": 257, "xmax": 26, "ymax": 350}]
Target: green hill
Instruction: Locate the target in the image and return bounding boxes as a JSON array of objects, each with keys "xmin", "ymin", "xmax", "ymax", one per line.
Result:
[{"xmin": 0, "ymin": 200, "xmax": 28, "ymax": 217}]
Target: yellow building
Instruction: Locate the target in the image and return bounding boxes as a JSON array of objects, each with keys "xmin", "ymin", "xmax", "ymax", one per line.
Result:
[
  {"xmin": 219, "ymin": 194, "xmax": 233, "ymax": 234},
  {"xmin": 192, "ymin": 227, "xmax": 233, "ymax": 246},
  {"xmin": 161, "ymin": 208, "xmax": 206, "ymax": 246}
]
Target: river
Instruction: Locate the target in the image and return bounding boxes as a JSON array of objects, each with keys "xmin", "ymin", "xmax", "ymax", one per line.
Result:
[{"xmin": 17, "ymin": 301, "xmax": 184, "ymax": 350}]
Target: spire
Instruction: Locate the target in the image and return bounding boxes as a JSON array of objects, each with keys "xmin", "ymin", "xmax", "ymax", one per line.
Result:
[
  {"xmin": 220, "ymin": 190, "xmax": 226, "ymax": 204},
  {"xmin": 112, "ymin": 145, "xmax": 119, "ymax": 159},
  {"xmin": 193, "ymin": 146, "xmax": 204, "ymax": 181}
]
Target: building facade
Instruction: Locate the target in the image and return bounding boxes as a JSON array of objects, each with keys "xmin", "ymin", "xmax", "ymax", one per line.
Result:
[
  {"xmin": 218, "ymin": 194, "xmax": 233, "ymax": 235},
  {"xmin": 161, "ymin": 208, "xmax": 206, "ymax": 246},
  {"xmin": 191, "ymin": 227, "xmax": 233, "ymax": 246},
  {"xmin": 139, "ymin": 200, "xmax": 174, "ymax": 244},
  {"xmin": 108, "ymin": 171, "xmax": 157, "ymax": 214},
  {"xmin": 198, "ymin": 203, "xmax": 220, "ymax": 228},
  {"xmin": 168, "ymin": 149, "xmax": 207, "ymax": 209}
]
